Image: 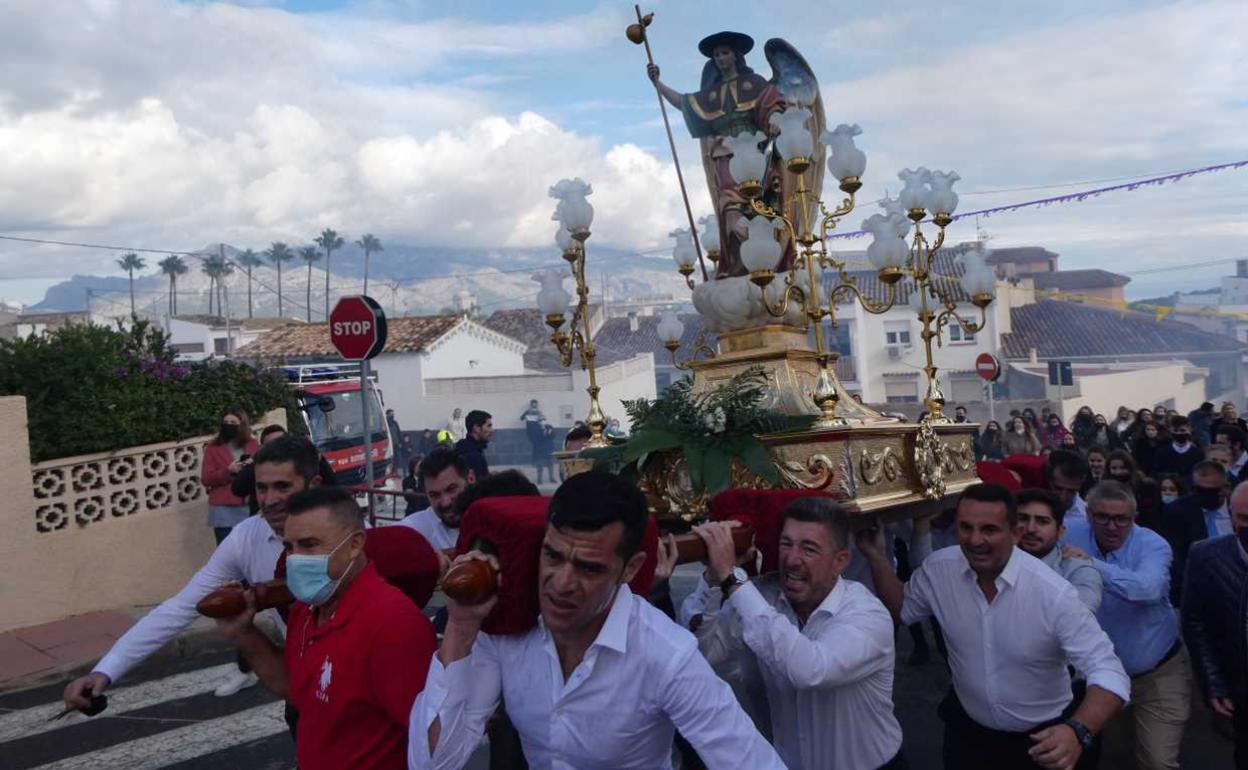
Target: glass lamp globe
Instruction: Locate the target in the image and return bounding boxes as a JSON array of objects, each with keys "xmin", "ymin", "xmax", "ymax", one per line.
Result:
[
  {"xmin": 822, "ymin": 123, "xmax": 867, "ymax": 182},
  {"xmin": 770, "ymin": 108, "xmax": 815, "ymax": 164},
  {"xmin": 698, "ymin": 215, "xmax": 721, "ymax": 254},
  {"xmin": 555, "ymin": 225, "xmax": 575, "ymax": 254},
  {"xmin": 671, "ymin": 228, "xmax": 697, "ymax": 273},
  {"xmin": 549, "ymin": 178, "xmax": 594, "ymax": 236},
  {"xmin": 740, "ymin": 216, "xmax": 784, "ymax": 274},
  {"xmin": 897, "ymin": 167, "xmax": 932, "ymax": 214},
  {"xmin": 535, "ymin": 277, "xmax": 572, "ymax": 317},
  {"xmin": 927, "ymin": 170, "xmax": 961, "ymax": 218},
  {"xmin": 727, "ymin": 131, "xmax": 769, "ymax": 187},
  {"xmin": 657, "ymin": 313, "xmax": 684, "ymax": 346}
]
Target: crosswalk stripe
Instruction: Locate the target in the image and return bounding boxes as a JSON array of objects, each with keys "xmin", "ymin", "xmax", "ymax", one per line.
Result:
[
  {"xmin": 0, "ymin": 664, "xmax": 237, "ymax": 743},
  {"xmin": 23, "ymin": 701, "xmax": 288, "ymax": 770}
]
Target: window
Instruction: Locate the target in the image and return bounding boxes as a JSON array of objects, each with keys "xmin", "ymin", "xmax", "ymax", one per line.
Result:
[
  {"xmin": 884, "ymin": 321, "xmax": 911, "ymax": 346},
  {"xmin": 948, "ymin": 323, "xmax": 976, "ymax": 344},
  {"xmin": 884, "ymin": 380, "xmax": 919, "ymax": 403},
  {"xmin": 949, "ymin": 376, "xmax": 984, "ymax": 403},
  {"xmin": 213, "ymin": 337, "xmax": 229, "ymax": 354}
]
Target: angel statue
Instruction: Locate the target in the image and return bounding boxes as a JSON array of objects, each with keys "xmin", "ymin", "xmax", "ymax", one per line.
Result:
[{"xmin": 648, "ymin": 31, "xmax": 825, "ymax": 279}]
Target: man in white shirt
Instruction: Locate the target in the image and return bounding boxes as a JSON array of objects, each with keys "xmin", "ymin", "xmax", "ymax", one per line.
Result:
[
  {"xmin": 408, "ymin": 470, "xmax": 784, "ymax": 770},
  {"xmin": 398, "ymin": 449, "xmax": 475, "ymax": 551},
  {"xmin": 1047, "ymin": 450, "xmax": 1091, "ymax": 541},
  {"xmin": 683, "ymin": 498, "xmax": 904, "ymax": 770},
  {"xmin": 860, "ymin": 483, "xmax": 1129, "ymax": 770},
  {"xmin": 61, "ymin": 435, "xmax": 323, "ymax": 710}
]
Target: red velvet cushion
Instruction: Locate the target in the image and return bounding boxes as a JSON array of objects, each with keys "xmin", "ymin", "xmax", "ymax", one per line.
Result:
[
  {"xmin": 1004, "ymin": 454, "xmax": 1047, "ymax": 489},
  {"xmin": 976, "ymin": 460, "xmax": 1022, "ymax": 492},
  {"xmin": 708, "ymin": 488, "xmax": 833, "ymax": 573},
  {"xmin": 273, "ymin": 524, "xmax": 442, "ymax": 620},
  {"xmin": 455, "ymin": 496, "xmax": 660, "ymax": 636}
]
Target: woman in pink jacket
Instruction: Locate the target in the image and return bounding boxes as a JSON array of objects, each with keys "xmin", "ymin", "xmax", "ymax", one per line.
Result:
[{"xmin": 200, "ymin": 407, "xmax": 260, "ymax": 545}]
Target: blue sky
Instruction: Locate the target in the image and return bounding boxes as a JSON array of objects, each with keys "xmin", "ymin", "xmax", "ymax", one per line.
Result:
[{"xmin": 0, "ymin": 0, "xmax": 1245, "ymax": 303}]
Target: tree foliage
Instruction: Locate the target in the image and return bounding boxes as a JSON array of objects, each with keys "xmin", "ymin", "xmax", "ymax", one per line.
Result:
[{"xmin": 0, "ymin": 322, "xmax": 298, "ymax": 462}]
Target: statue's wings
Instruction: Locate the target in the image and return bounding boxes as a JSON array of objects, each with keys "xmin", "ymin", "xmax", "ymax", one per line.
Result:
[
  {"xmin": 765, "ymin": 38, "xmax": 826, "ymax": 243},
  {"xmin": 764, "ymin": 38, "xmax": 820, "ymax": 108}
]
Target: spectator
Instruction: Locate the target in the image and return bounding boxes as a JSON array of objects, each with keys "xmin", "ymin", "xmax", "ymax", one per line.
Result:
[
  {"xmin": 1082, "ymin": 447, "xmax": 1108, "ymax": 495},
  {"xmin": 535, "ymin": 422, "xmax": 557, "ymax": 485},
  {"xmin": 1125, "ymin": 407, "xmax": 1156, "ymax": 444},
  {"xmin": 1131, "ymin": 421, "xmax": 1167, "ymax": 478},
  {"xmin": 454, "ymin": 410, "xmax": 493, "ymax": 480},
  {"xmin": 1181, "ymin": 482, "xmax": 1248, "ymax": 769},
  {"xmin": 1187, "ymin": 401, "xmax": 1216, "ymax": 446},
  {"xmin": 1205, "ymin": 444, "xmax": 1234, "ymax": 480},
  {"xmin": 1153, "ymin": 415, "xmax": 1205, "ymax": 483},
  {"xmin": 443, "ymin": 407, "xmax": 463, "ymax": 442},
  {"xmin": 1156, "ymin": 474, "xmax": 1186, "ymax": 506},
  {"xmin": 954, "ymin": 405, "xmax": 969, "ymax": 423},
  {"xmin": 1163, "ymin": 460, "xmax": 1232, "ymax": 608},
  {"xmin": 1040, "ymin": 413, "xmax": 1071, "ymax": 450},
  {"xmin": 402, "ymin": 455, "xmax": 426, "ymax": 516},
  {"xmin": 1022, "ymin": 407, "xmax": 1042, "ymax": 434},
  {"xmin": 1104, "ymin": 449, "xmax": 1164, "ymax": 533},
  {"xmin": 860, "ymin": 484, "xmax": 1127, "ymax": 770},
  {"xmin": 1070, "ymin": 406, "xmax": 1097, "ymax": 449},
  {"xmin": 1208, "ymin": 401, "xmax": 1248, "ymax": 443},
  {"xmin": 201, "ymin": 407, "xmax": 260, "ymax": 545},
  {"xmin": 519, "ymin": 399, "xmax": 546, "ymax": 479},
  {"xmin": 979, "ymin": 420, "xmax": 1005, "ymax": 460},
  {"xmin": 418, "ymin": 428, "xmax": 437, "ymax": 455},
  {"xmin": 435, "ymin": 429, "xmax": 455, "ymax": 447},
  {"xmin": 1213, "ymin": 424, "xmax": 1248, "ymax": 484},
  {"xmin": 1111, "ymin": 406, "xmax": 1135, "ymax": 441},
  {"xmin": 1087, "ymin": 416, "xmax": 1119, "ymax": 452},
  {"xmin": 398, "ymin": 449, "xmax": 475, "ymax": 551},
  {"xmin": 1003, "ymin": 415, "xmax": 1041, "ymax": 456},
  {"xmin": 1015, "ymin": 488, "xmax": 1103, "ymax": 612},
  {"xmin": 1060, "ymin": 432, "xmax": 1080, "ymax": 450},
  {"xmin": 385, "ymin": 408, "xmax": 407, "ymax": 471},
  {"xmin": 1064, "ymin": 481, "xmax": 1190, "ymax": 770}
]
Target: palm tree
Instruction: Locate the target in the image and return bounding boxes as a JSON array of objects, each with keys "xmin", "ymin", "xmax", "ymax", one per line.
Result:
[
  {"xmin": 116, "ymin": 252, "xmax": 146, "ymax": 317},
  {"xmin": 201, "ymin": 254, "xmax": 232, "ymax": 316},
  {"xmin": 236, "ymin": 249, "xmax": 264, "ymax": 318},
  {"xmin": 355, "ymin": 233, "xmax": 383, "ymax": 296},
  {"xmin": 314, "ymin": 228, "xmax": 344, "ymax": 319},
  {"xmin": 157, "ymin": 255, "xmax": 187, "ymax": 316},
  {"xmin": 298, "ymin": 246, "xmax": 321, "ymax": 322},
  {"xmin": 264, "ymin": 242, "xmax": 294, "ymax": 317}
]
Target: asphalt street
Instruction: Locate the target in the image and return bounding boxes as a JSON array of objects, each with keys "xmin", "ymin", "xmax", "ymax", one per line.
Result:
[{"xmin": 0, "ymin": 564, "xmax": 1235, "ymax": 768}]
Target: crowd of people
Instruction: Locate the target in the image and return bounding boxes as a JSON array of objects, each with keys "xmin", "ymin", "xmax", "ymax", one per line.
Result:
[{"xmin": 57, "ymin": 401, "xmax": 1248, "ymax": 770}]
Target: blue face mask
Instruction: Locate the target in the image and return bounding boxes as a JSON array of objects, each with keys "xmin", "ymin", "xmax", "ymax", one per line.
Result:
[
  {"xmin": 1161, "ymin": 494, "xmax": 1178, "ymax": 505},
  {"xmin": 287, "ymin": 533, "xmax": 357, "ymax": 607}
]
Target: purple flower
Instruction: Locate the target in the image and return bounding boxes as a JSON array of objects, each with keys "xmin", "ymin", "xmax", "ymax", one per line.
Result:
[{"xmin": 116, "ymin": 367, "xmax": 128, "ymax": 379}]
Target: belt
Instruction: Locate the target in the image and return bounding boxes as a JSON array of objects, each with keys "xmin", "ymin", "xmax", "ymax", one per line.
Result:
[{"xmin": 1137, "ymin": 640, "xmax": 1183, "ymax": 678}]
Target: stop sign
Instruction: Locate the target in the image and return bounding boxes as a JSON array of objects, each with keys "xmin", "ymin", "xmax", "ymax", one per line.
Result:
[
  {"xmin": 975, "ymin": 352, "xmax": 1001, "ymax": 382},
  {"xmin": 329, "ymin": 296, "xmax": 387, "ymax": 360}
]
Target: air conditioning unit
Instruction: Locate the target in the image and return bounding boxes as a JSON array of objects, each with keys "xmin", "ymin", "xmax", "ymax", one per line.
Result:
[{"xmin": 886, "ymin": 344, "xmax": 903, "ymax": 360}]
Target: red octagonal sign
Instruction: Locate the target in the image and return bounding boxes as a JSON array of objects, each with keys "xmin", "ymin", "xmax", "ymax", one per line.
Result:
[
  {"xmin": 329, "ymin": 295, "xmax": 387, "ymax": 360},
  {"xmin": 975, "ymin": 352, "xmax": 1001, "ymax": 382}
]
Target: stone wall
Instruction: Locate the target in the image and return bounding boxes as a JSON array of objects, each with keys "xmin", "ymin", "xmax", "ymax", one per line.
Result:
[{"xmin": 0, "ymin": 397, "xmax": 285, "ymax": 633}]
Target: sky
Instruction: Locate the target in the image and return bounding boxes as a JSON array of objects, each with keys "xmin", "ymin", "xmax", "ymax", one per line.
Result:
[{"xmin": 0, "ymin": 0, "xmax": 1246, "ymax": 304}]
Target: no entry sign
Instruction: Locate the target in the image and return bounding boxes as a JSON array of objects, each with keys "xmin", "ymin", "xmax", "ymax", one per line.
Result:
[
  {"xmin": 329, "ymin": 296, "xmax": 387, "ymax": 360},
  {"xmin": 975, "ymin": 352, "xmax": 1001, "ymax": 382}
]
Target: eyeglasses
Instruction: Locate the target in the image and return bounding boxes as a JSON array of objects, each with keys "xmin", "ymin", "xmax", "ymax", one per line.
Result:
[{"xmin": 1090, "ymin": 512, "xmax": 1134, "ymax": 528}]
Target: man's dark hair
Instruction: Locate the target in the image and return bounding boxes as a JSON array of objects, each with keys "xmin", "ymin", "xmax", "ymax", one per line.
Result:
[
  {"xmin": 1169, "ymin": 415, "xmax": 1191, "ymax": 431},
  {"xmin": 1016, "ymin": 488, "xmax": 1064, "ymax": 527},
  {"xmin": 1214, "ymin": 424, "xmax": 1246, "ymax": 450},
  {"xmin": 957, "ymin": 482, "xmax": 1018, "ymax": 525},
  {"xmin": 1200, "ymin": 401, "xmax": 1214, "ymax": 412},
  {"xmin": 548, "ymin": 470, "xmax": 647, "ymax": 560},
  {"xmin": 259, "ymin": 424, "xmax": 287, "ymax": 441},
  {"xmin": 782, "ymin": 497, "xmax": 850, "ymax": 550},
  {"xmin": 253, "ymin": 434, "xmax": 321, "ymax": 481},
  {"xmin": 419, "ymin": 447, "xmax": 470, "ymax": 482},
  {"xmin": 285, "ymin": 486, "xmax": 364, "ymax": 532},
  {"xmin": 1192, "ymin": 459, "xmax": 1228, "ymax": 480},
  {"xmin": 564, "ymin": 425, "xmax": 592, "ymax": 447},
  {"xmin": 1045, "ymin": 448, "xmax": 1089, "ymax": 484},
  {"xmin": 465, "ymin": 410, "xmax": 491, "ymax": 434},
  {"xmin": 453, "ymin": 469, "xmax": 540, "ymax": 518}
]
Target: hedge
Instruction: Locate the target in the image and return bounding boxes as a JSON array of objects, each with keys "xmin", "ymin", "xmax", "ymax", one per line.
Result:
[{"xmin": 0, "ymin": 321, "xmax": 299, "ymax": 463}]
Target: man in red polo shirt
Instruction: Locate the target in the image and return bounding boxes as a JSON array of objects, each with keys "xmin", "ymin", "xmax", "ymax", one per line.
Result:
[{"xmin": 216, "ymin": 486, "xmax": 437, "ymax": 770}]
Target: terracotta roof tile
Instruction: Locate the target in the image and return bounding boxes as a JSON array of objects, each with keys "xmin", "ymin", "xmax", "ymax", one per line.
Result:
[
  {"xmin": 1028, "ymin": 269, "xmax": 1130, "ymax": 291},
  {"xmin": 237, "ymin": 314, "xmax": 461, "ymax": 358},
  {"xmin": 1001, "ymin": 299, "xmax": 1245, "ymax": 359}
]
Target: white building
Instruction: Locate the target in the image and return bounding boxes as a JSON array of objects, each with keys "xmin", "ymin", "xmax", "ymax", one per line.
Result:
[{"xmin": 167, "ymin": 315, "xmax": 295, "ymax": 360}]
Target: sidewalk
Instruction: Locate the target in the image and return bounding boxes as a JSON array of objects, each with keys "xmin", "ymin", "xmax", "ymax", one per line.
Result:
[{"xmin": 0, "ymin": 609, "xmax": 225, "ymax": 692}]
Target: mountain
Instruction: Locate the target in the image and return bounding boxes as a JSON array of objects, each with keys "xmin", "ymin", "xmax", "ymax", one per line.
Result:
[{"xmin": 28, "ymin": 242, "xmax": 691, "ymax": 320}]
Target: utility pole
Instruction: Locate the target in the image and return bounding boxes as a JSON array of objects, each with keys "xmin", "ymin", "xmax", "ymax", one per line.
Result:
[{"xmin": 220, "ymin": 243, "xmax": 234, "ymax": 357}]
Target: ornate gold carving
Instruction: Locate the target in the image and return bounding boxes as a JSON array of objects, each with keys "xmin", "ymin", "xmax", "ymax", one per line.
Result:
[
  {"xmin": 943, "ymin": 440, "xmax": 975, "ymax": 473},
  {"xmin": 913, "ymin": 420, "xmax": 947, "ymax": 501},
  {"xmin": 859, "ymin": 446, "xmax": 903, "ymax": 486},
  {"xmin": 776, "ymin": 453, "xmax": 836, "ymax": 491}
]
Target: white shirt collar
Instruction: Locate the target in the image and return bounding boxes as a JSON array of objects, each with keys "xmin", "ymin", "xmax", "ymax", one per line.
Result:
[
  {"xmin": 776, "ymin": 573, "xmax": 848, "ymax": 623},
  {"xmin": 958, "ymin": 546, "xmax": 1023, "ymax": 589},
  {"xmin": 538, "ymin": 583, "xmax": 634, "ymax": 655}
]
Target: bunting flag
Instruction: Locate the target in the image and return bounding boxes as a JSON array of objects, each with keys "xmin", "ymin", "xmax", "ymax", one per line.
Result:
[{"xmin": 826, "ymin": 159, "xmax": 1248, "ymax": 240}]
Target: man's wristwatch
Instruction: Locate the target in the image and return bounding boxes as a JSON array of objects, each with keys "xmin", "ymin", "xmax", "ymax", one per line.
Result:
[
  {"xmin": 1064, "ymin": 718, "xmax": 1095, "ymax": 752},
  {"xmin": 719, "ymin": 567, "xmax": 748, "ymax": 595}
]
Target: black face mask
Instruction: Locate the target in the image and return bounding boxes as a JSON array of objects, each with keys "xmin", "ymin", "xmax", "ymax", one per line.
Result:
[
  {"xmin": 1173, "ymin": 434, "xmax": 1191, "ymax": 445},
  {"xmin": 1238, "ymin": 526, "xmax": 1248, "ymax": 552},
  {"xmin": 1196, "ymin": 487, "xmax": 1224, "ymax": 509},
  {"xmin": 220, "ymin": 424, "xmax": 239, "ymax": 440},
  {"xmin": 1108, "ymin": 472, "xmax": 1132, "ymax": 484}
]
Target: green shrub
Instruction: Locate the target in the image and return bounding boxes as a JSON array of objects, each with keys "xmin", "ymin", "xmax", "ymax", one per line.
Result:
[{"xmin": 0, "ymin": 321, "xmax": 299, "ymax": 462}]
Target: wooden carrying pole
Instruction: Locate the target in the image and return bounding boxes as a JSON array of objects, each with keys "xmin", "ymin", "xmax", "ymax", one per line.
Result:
[{"xmin": 632, "ymin": 5, "xmax": 709, "ymax": 282}]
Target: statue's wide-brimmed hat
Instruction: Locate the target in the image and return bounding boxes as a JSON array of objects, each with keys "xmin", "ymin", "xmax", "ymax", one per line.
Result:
[{"xmin": 698, "ymin": 31, "xmax": 754, "ymax": 58}]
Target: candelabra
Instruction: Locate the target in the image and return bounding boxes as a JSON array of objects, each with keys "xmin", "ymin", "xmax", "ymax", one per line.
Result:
[
  {"xmin": 659, "ymin": 119, "xmax": 998, "ymax": 426},
  {"xmin": 535, "ymin": 179, "xmax": 609, "ymax": 448}
]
